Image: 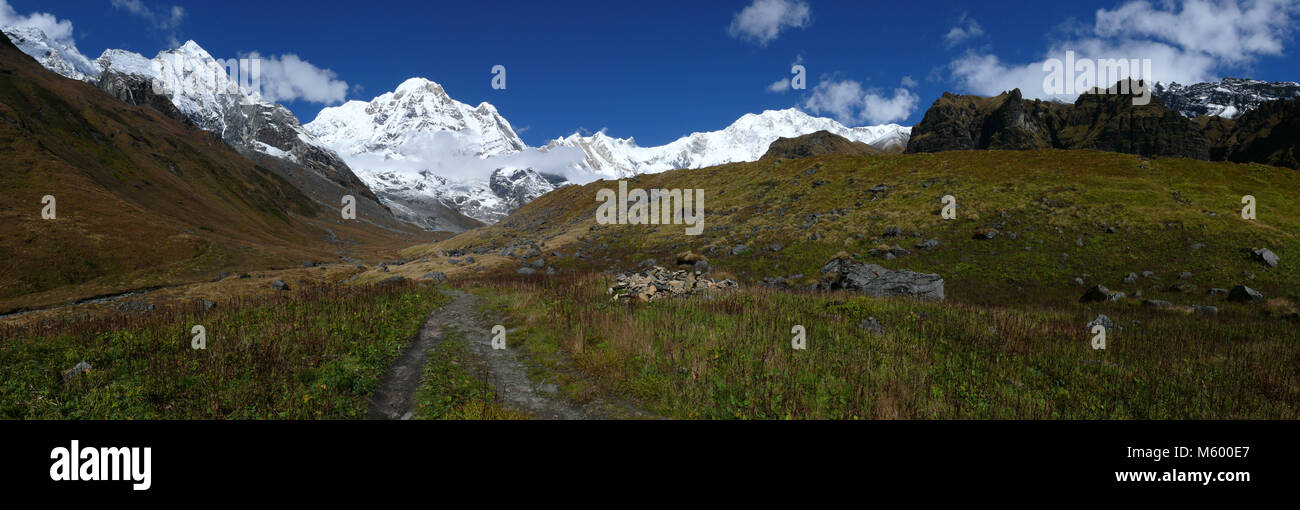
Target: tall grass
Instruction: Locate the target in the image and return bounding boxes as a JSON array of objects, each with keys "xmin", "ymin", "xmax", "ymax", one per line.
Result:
[
  {"xmin": 473, "ymin": 273, "xmax": 1300, "ymax": 420},
  {"xmin": 0, "ymin": 282, "xmax": 449, "ymax": 419}
]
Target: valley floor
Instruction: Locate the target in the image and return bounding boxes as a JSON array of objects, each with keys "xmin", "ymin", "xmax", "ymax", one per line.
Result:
[{"xmin": 4, "ymin": 268, "xmax": 1296, "ymax": 420}]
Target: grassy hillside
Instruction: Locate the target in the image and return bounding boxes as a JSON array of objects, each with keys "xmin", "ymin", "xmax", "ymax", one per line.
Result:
[
  {"xmin": 0, "ymin": 35, "xmax": 432, "ymax": 313},
  {"xmin": 419, "ymin": 149, "xmax": 1299, "ymax": 309}
]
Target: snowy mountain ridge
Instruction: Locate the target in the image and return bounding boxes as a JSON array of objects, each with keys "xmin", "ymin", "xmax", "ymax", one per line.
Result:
[
  {"xmin": 542, "ymin": 108, "xmax": 912, "ymax": 178},
  {"xmin": 1, "ymin": 26, "xmax": 98, "ymax": 81},
  {"xmin": 1153, "ymin": 78, "xmax": 1300, "ymax": 119},
  {"xmin": 303, "ymin": 79, "xmax": 913, "ymax": 224}
]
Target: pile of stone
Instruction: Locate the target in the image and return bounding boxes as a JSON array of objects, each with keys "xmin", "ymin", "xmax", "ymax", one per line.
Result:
[
  {"xmin": 608, "ymin": 266, "xmax": 737, "ymax": 302},
  {"xmin": 816, "ymin": 253, "xmax": 945, "ymax": 302}
]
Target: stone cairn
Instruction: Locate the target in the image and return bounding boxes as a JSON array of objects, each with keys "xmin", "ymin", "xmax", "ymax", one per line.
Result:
[{"xmin": 608, "ymin": 266, "xmax": 738, "ymax": 302}]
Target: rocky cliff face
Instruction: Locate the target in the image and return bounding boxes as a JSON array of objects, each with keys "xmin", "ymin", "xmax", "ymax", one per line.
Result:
[
  {"xmin": 1216, "ymin": 98, "xmax": 1300, "ymax": 169},
  {"xmin": 1056, "ymin": 91, "xmax": 1210, "ymax": 160},
  {"xmin": 93, "ymin": 68, "xmax": 190, "ymax": 126},
  {"xmin": 489, "ymin": 168, "xmax": 564, "ymax": 213},
  {"xmin": 906, "ymin": 83, "xmax": 1300, "ymax": 168},
  {"xmin": 906, "ymin": 84, "xmax": 1210, "ymax": 160},
  {"xmin": 903, "ymin": 90, "xmax": 1062, "ymax": 153}
]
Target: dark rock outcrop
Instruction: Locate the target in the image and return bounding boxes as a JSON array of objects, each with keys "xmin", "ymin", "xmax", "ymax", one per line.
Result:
[
  {"xmin": 761, "ymin": 130, "xmax": 880, "ymax": 160},
  {"xmin": 1217, "ymin": 98, "xmax": 1300, "ymax": 169},
  {"xmin": 818, "ymin": 255, "xmax": 944, "ymax": 302},
  {"xmin": 906, "ymin": 83, "xmax": 1208, "ymax": 159},
  {"xmin": 908, "ymin": 81, "xmax": 1300, "ymax": 169}
]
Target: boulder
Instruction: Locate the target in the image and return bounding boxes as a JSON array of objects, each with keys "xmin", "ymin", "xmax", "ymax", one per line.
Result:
[
  {"xmin": 1087, "ymin": 314, "xmax": 1118, "ymax": 331},
  {"xmin": 1228, "ymin": 285, "xmax": 1263, "ymax": 303},
  {"xmin": 822, "ymin": 261, "xmax": 945, "ymax": 302},
  {"xmin": 1253, "ymin": 248, "xmax": 1280, "ymax": 268},
  {"xmin": 115, "ymin": 300, "xmax": 155, "ymax": 312},
  {"xmin": 1142, "ymin": 299, "xmax": 1173, "ymax": 309},
  {"xmin": 1080, "ymin": 285, "xmax": 1112, "ymax": 303},
  {"xmin": 62, "ymin": 361, "xmax": 92, "ymax": 383},
  {"xmin": 973, "ymin": 227, "xmax": 998, "ymax": 240},
  {"xmin": 676, "ymin": 251, "xmax": 707, "ymax": 265},
  {"xmin": 422, "ymin": 271, "xmax": 448, "ymax": 283},
  {"xmin": 271, "ymin": 280, "xmax": 290, "ymax": 291},
  {"xmin": 858, "ymin": 317, "xmax": 884, "ymax": 334}
]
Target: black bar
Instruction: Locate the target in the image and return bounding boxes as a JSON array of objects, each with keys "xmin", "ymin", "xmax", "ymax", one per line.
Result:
[{"xmin": 1, "ymin": 421, "xmax": 1292, "ymax": 498}]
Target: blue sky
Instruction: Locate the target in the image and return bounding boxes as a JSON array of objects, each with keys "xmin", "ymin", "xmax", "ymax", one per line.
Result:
[{"xmin": 5, "ymin": 0, "xmax": 1299, "ymax": 146}]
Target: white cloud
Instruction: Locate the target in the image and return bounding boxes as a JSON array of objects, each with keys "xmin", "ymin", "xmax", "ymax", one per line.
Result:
[
  {"xmin": 767, "ymin": 78, "xmax": 791, "ymax": 92},
  {"xmin": 111, "ymin": 0, "xmax": 185, "ymax": 30},
  {"xmin": 948, "ymin": 0, "xmax": 1300, "ymax": 100},
  {"xmin": 767, "ymin": 54, "xmax": 805, "ymax": 92},
  {"xmin": 728, "ymin": 0, "xmax": 811, "ymax": 46},
  {"xmin": 803, "ymin": 79, "xmax": 865, "ymax": 123},
  {"xmin": 802, "ymin": 76, "xmax": 919, "ymax": 125},
  {"xmin": 245, "ymin": 52, "xmax": 349, "ymax": 105},
  {"xmin": 861, "ymin": 88, "xmax": 919, "ymax": 125},
  {"xmin": 901, "ymin": 75, "xmax": 918, "ymax": 88},
  {"xmin": 1094, "ymin": 0, "xmax": 1294, "ymax": 61},
  {"xmin": 944, "ymin": 13, "xmax": 984, "ymax": 48},
  {"xmin": 111, "ymin": 0, "xmax": 149, "ymax": 17},
  {"xmin": 0, "ymin": 0, "xmax": 77, "ymax": 44}
]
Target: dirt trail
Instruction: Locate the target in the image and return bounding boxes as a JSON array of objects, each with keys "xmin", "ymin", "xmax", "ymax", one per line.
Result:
[{"xmin": 368, "ymin": 288, "xmax": 639, "ymax": 420}]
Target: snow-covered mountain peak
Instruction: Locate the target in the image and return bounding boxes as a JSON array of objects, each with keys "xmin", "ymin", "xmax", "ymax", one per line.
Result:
[
  {"xmin": 175, "ymin": 40, "xmax": 209, "ymax": 58},
  {"xmin": 305, "ymin": 77, "xmax": 526, "ymax": 161},
  {"xmin": 394, "ymin": 76, "xmax": 447, "ymax": 96},
  {"xmin": 2, "ymin": 26, "xmax": 99, "ymax": 81},
  {"xmin": 141, "ymin": 40, "xmax": 260, "ymax": 133}
]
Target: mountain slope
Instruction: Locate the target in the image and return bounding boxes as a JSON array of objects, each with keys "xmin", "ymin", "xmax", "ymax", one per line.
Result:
[
  {"xmin": 412, "ymin": 149, "xmax": 1298, "ymax": 310},
  {"xmin": 0, "ymin": 28, "xmax": 446, "ymax": 236},
  {"xmin": 0, "ymin": 34, "xmax": 428, "ymax": 312},
  {"xmin": 87, "ymin": 42, "xmax": 411, "ymax": 224}
]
